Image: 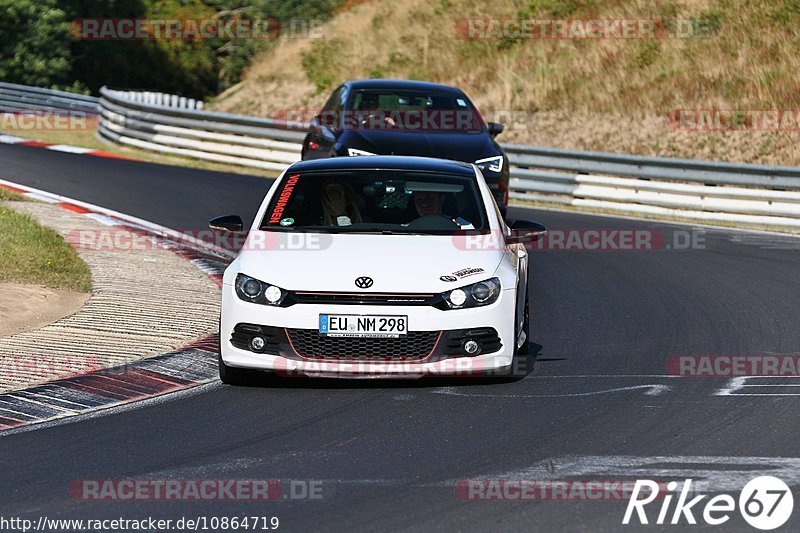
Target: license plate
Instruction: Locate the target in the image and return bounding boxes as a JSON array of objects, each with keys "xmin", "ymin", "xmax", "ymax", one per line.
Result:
[{"xmin": 319, "ymin": 314, "xmax": 408, "ymax": 338}]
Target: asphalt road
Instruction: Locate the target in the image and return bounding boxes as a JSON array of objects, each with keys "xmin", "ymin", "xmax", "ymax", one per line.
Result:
[{"xmin": 1, "ymin": 144, "xmax": 800, "ymax": 531}]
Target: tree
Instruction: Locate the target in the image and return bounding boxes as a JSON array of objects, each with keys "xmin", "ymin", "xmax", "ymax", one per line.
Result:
[{"xmin": 0, "ymin": 0, "xmax": 71, "ymax": 87}]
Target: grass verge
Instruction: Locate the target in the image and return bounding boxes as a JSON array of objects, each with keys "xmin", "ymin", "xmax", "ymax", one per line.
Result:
[
  {"xmin": 0, "ymin": 189, "xmax": 28, "ymax": 202},
  {"xmin": 0, "ymin": 201, "xmax": 92, "ymax": 292}
]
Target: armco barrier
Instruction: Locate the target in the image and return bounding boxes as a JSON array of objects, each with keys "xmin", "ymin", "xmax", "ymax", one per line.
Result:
[
  {"xmin": 98, "ymin": 86, "xmax": 304, "ymax": 171},
  {"xmin": 6, "ymin": 83, "xmax": 800, "ymax": 231},
  {"xmin": 0, "ymin": 82, "xmax": 99, "ymax": 114},
  {"xmin": 505, "ymin": 145, "xmax": 800, "ymax": 229}
]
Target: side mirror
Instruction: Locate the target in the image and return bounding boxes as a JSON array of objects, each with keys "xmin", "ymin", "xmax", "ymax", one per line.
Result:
[
  {"xmin": 487, "ymin": 122, "xmax": 504, "ymax": 137},
  {"xmin": 209, "ymin": 215, "xmax": 244, "ymax": 234},
  {"xmin": 509, "ymin": 219, "xmax": 547, "ymax": 243}
]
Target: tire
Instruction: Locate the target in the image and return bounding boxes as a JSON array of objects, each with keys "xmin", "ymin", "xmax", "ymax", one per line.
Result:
[
  {"xmin": 218, "ymin": 352, "xmax": 253, "ymax": 386},
  {"xmin": 515, "ymin": 290, "xmax": 530, "ymax": 357},
  {"xmin": 499, "ymin": 289, "xmax": 529, "ymax": 380}
]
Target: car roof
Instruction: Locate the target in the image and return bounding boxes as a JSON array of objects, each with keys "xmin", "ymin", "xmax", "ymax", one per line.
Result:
[
  {"xmin": 286, "ymin": 155, "xmax": 476, "ymax": 176},
  {"xmin": 343, "ymin": 79, "xmax": 465, "ymax": 95}
]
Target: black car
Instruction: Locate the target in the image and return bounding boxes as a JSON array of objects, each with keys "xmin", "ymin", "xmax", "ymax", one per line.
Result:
[{"xmin": 301, "ymin": 79, "xmax": 510, "ymax": 213}]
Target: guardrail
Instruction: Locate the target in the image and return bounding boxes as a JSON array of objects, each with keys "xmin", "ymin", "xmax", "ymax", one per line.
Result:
[
  {"xmin": 98, "ymin": 86, "xmax": 304, "ymax": 172},
  {"xmin": 6, "ymin": 83, "xmax": 797, "ymax": 232},
  {"xmin": 505, "ymin": 145, "xmax": 800, "ymax": 230},
  {"xmin": 0, "ymin": 82, "xmax": 99, "ymax": 114}
]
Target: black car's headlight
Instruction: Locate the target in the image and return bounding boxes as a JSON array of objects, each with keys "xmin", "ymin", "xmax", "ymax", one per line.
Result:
[
  {"xmin": 475, "ymin": 155, "xmax": 504, "ymax": 173},
  {"xmin": 235, "ymin": 274, "xmax": 288, "ymax": 306},
  {"xmin": 441, "ymin": 278, "xmax": 501, "ymax": 309}
]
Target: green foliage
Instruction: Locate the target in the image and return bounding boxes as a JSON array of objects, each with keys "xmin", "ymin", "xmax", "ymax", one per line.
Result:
[
  {"xmin": 0, "ymin": 205, "xmax": 92, "ymax": 292},
  {"xmin": 0, "ymin": 0, "xmax": 344, "ymax": 99},
  {"xmin": 631, "ymin": 41, "xmax": 660, "ymax": 69},
  {"xmin": 301, "ymin": 37, "xmax": 343, "ymax": 93},
  {"xmin": 771, "ymin": 0, "xmax": 800, "ymax": 24},
  {"xmin": 698, "ymin": 9, "xmax": 724, "ymax": 36},
  {"xmin": 388, "ymin": 50, "xmax": 410, "ymax": 67},
  {"xmin": 58, "ymin": 0, "xmax": 222, "ymax": 99},
  {"xmin": 518, "ymin": 0, "xmax": 598, "ymax": 18},
  {"xmin": 0, "ymin": 0, "xmax": 72, "ymax": 86},
  {"xmin": 206, "ymin": 0, "xmax": 345, "ymax": 90}
]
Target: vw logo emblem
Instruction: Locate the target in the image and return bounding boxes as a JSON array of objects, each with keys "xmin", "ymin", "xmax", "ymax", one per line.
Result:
[
  {"xmin": 355, "ymin": 276, "xmax": 374, "ymax": 289},
  {"xmin": 440, "ymin": 275, "xmax": 458, "ymax": 282}
]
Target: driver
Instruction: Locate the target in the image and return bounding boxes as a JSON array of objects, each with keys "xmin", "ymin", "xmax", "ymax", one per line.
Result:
[
  {"xmin": 413, "ymin": 191, "xmax": 447, "ymax": 217},
  {"xmin": 357, "ymin": 92, "xmax": 396, "ymax": 128},
  {"xmin": 358, "ymin": 92, "xmax": 379, "ymax": 111},
  {"xmin": 410, "ymin": 190, "xmax": 474, "ymax": 229}
]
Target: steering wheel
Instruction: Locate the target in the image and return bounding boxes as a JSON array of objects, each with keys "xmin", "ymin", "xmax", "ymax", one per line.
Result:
[
  {"xmin": 406, "ymin": 215, "xmax": 459, "ymax": 231},
  {"xmin": 360, "ymin": 112, "xmax": 396, "ymax": 127}
]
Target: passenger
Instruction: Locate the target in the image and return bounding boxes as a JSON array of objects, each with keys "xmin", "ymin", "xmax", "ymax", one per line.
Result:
[{"xmin": 321, "ymin": 181, "xmax": 362, "ymax": 226}]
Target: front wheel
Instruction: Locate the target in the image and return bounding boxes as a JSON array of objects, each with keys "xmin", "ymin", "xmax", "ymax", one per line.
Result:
[
  {"xmin": 515, "ymin": 290, "xmax": 530, "ymax": 357},
  {"xmin": 506, "ymin": 290, "xmax": 530, "ymax": 378},
  {"xmin": 218, "ymin": 353, "xmax": 255, "ymax": 386},
  {"xmin": 493, "ymin": 289, "xmax": 530, "ymax": 381}
]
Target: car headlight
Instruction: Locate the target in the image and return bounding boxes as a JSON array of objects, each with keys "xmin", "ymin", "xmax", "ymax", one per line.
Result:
[
  {"xmin": 348, "ymin": 148, "xmax": 376, "ymax": 157},
  {"xmin": 475, "ymin": 155, "xmax": 504, "ymax": 173},
  {"xmin": 235, "ymin": 274, "xmax": 287, "ymax": 306},
  {"xmin": 441, "ymin": 278, "xmax": 501, "ymax": 309}
]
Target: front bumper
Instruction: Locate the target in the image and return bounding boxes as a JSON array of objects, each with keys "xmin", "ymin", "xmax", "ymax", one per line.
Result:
[{"xmin": 220, "ymin": 284, "xmax": 517, "ymax": 378}]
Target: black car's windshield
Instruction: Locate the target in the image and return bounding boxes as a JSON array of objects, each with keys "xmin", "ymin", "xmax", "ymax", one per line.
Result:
[
  {"xmin": 260, "ymin": 170, "xmax": 488, "ymax": 234},
  {"xmin": 341, "ymin": 89, "xmax": 485, "ymax": 132}
]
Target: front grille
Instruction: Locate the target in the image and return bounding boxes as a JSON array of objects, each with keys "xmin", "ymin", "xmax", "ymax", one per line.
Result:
[
  {"xmin": 291, "ymin": 292, "xmax": 436, "ymax": 306},
  {"xmin": 287, "ymin": 329, "xmax": 440, "ymax": 361}
]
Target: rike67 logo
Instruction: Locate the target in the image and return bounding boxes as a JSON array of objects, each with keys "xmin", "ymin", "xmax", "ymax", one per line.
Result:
[{"xmin": 623, "ymin": 476, "xmax": 793, "ymax": 530}]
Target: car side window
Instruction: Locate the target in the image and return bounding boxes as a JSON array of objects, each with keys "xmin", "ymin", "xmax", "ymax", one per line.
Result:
[
  {"xmin": 337, "ymin": 87, "xmax": 349, "ymax": 110},
  {"xmin": 322, "ymin": 86, "xmax": 345, "ymax": 112}
]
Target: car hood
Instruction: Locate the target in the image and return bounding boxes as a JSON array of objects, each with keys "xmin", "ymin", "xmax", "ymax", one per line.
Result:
[
  {"xmin": 342, "ymin": 130, "xmax": 495, "ymax": 163},
  {"xmin": 233, "ymin": 232, "xmax": 505, "ymax": 293}
]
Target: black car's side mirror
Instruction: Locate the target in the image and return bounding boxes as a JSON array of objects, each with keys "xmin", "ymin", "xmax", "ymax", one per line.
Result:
[
  {"xmin": 487, "ymin": 122, "xmax": 504, "ymax": 137},
  {"xmin": 209, "ymin": 215, "xmax": 244, "ymax": 234},
  {"xmin": 509, "ymin": 220, "xmax": 547, "ymax": 243}
]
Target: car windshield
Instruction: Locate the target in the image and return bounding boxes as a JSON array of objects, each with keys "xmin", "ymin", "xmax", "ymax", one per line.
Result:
[
  {"xmin": 260, "ymin": 170, "xmax": 489, "ymax": 234},
  {"xmin": 343, "ymin": 89, "xmax": 485, "ymax": 132}
]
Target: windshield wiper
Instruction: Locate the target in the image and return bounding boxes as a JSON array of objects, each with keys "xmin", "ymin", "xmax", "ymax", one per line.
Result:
[
  {"xmin": 261, "ymin": 225, "xmax": 344, "ymax": 233},
  {"xmin": 261, "ymin": 225, "xmax": 445, "ymax": 235},
  {"xmin": 344, "ymin": 228, "xmax": 441, "ymax": 235}
]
